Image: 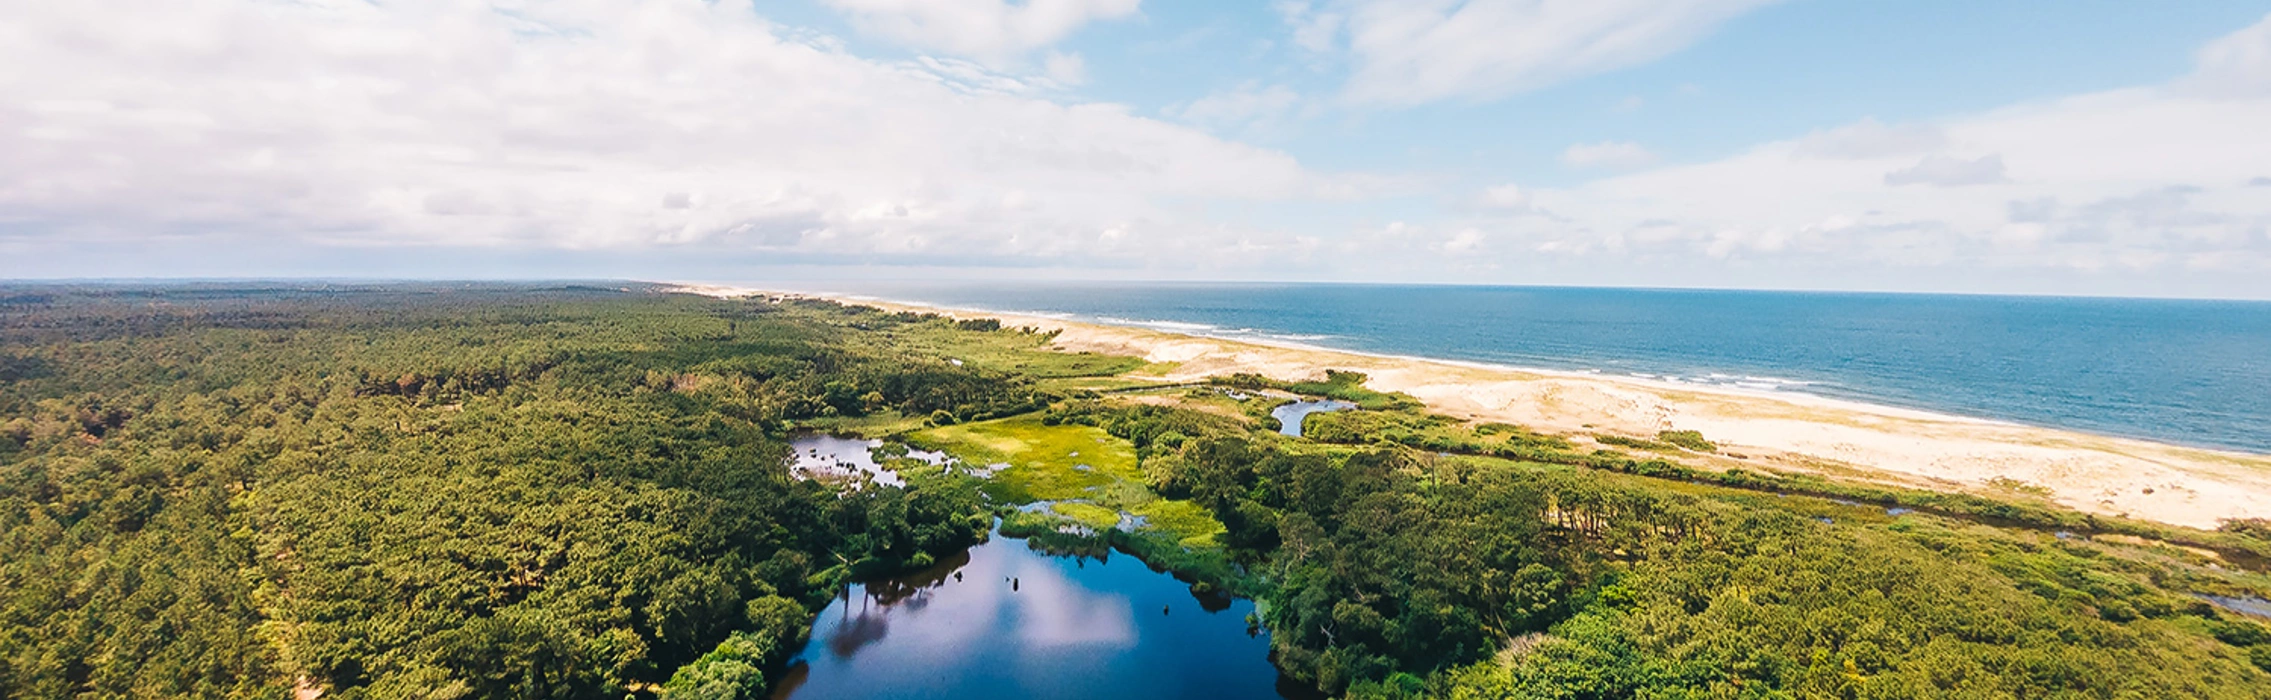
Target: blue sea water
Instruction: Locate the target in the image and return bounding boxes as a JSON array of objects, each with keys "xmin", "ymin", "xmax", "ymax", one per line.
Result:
[{"xmin": 822, "ymin": 282, "xmax": 2271, "ymax": 454}]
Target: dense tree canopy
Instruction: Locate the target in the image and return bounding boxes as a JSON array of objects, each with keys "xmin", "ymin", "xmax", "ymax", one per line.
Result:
[
  {"xmin": 5, "ymin": 283, "xmax": 2269, "ymax": 700},
  {"xmin": 1044, "ymin": 395, "xmax": 2271, "ymax": 699},
  {"xmin": 0, "ymin": 285, "xmax": 1008, "ymax": 698}
]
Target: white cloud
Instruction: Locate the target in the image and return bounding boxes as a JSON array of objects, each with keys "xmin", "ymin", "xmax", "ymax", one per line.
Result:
[
  {"xmin": 910, "ymin": 55, "xmax": 1055, "ymax": 95},
  {"xmin": 1438, "ymin": 228, "xmax": 1486, "ymax": 253},
  {"xmin": 822, "ymin": 0, "xmax": 1141, "ymax": 64},
  {"xmin": 1275, "ymin": 1, "xmax": 1345, "ymax": 54},
  {"xmin": 1561, "ymin": 141, "xmax": 1657, "ymax": 170},
  {"xmin": 1412, "ymin": 13, "xmax": 2271, "ymax": 283},
  {"xmin": 1795, "ymin": 119, "xmax": 1949, "ymax": 160},
  {"xmin": 0, "ymin": 0, "xmax": 1334, "ymax": 268},
  {"xmin": 1297, "ymin": 0, "xmax": 1782, "ymax": 106},
  {"xmin": 1475, "ymin": 184, "xmax": 1532, "ymax": 210},
  {"xmin": 1520, "ymin": 98, "xmax": 2270, "ymax": 269},
  {"xmin": 10, "ymin": 1, "xmax": 2271, "ymax": 294},
  {"xmin": 2183, "ymin": 12, "xmax": 2271, "ymax": 97},
  {"xmin": 1042, "ymin": 51, "xmax": 1090, "ymax": 86},
  {"xmin": 1168, "ymin": 83, "xmax": 1303, "ymax": 133},
  {"xmin": 1883, "ymin": 154, "xmax": 2010, "ymax": 187}
]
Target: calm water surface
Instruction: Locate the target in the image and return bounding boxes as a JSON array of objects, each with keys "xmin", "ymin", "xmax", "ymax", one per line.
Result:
[
  {"xmin": 786, "ymin": 433, "xmax": 903, "ymax": 487},
  {"xmin": 774, "ymin": 531, "xmax": 1303, "ymax": 700},
  {"xmin": 1271, "ymin": 400, "xmax": 1354, "ymax": 437}
]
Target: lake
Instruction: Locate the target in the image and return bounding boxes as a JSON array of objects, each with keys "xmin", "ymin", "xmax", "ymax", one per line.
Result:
[{"xmin": 772, "ymin": 530, "xmax": 1309, "ymax": 700}]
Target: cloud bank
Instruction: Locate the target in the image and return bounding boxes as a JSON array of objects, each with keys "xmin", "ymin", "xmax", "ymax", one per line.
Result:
[
  {"xmin": 1477, "ymin": 26, "xmax": 2271, "ymax": 279},
  {"xmin": 4, "ymin": 1, "xmax": 2270, "ymax": 296},
  {"xmin": 0, "ymin": 0, "xmax": 1333, "ymax": 274},
  {"xmin": 821, "ymin": 0, "xmax": 1140, "ymax": 64},
  {"xmin": 1284, "ymin": 0, "xmax": 1782, "ymax": 106}
]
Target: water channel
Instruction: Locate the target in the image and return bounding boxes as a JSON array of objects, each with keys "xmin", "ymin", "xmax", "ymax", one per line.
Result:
[{"xmin": 1270, "ymin": 400, "xmax": 1355, "ymax": 437}]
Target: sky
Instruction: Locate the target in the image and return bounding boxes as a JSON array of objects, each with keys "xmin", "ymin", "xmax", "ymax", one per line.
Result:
[{"xmin": 5, "ymin": 0, "xmax": 2271, "ymax": 298}]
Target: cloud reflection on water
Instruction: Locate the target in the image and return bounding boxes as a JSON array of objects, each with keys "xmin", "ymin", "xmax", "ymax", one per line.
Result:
[{"xmin": 785, "ymin": 528, "xmax": 1281, "ymax": 700}]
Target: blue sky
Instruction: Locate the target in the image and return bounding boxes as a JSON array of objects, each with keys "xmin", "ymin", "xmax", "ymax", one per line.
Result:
[
  {"xmin": 809, "ymin": 1, "xmax": 2263, "ymax": 179},
  {"xmin": 5, "ymin": 0, "xmax": 2271, "ymax": 298}
]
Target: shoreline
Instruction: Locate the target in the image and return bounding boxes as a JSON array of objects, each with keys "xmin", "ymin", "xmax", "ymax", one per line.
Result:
[
  {"xmin": 665, "ymin": 283, "xmax": 2271, "ymax": 530},
  {"xmin": 710, "ymin": 284, "xmax": 2041, "ymax": 430}
]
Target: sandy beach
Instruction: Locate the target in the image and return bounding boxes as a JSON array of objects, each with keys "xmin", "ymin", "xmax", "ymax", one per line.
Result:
[{"xmin": 675, "ymin": 284, "xmax": 2271, "ymax": 530}]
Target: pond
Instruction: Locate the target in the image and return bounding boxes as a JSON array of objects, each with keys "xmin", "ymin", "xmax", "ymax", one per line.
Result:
[
  {"xmin": 1270, "ymin": 400, "xmax": 1355, "ymax": 437},
  {"xmin": 789, "ymin": 432, "xmax": 995, "ymax": 487},
  {"xmin": 773, "ymin": 530, "xmax": 1312, "ymax": 699},
  {"xmin": 788, "ymin": 433, "xmax": 906, "ymax": 487}
]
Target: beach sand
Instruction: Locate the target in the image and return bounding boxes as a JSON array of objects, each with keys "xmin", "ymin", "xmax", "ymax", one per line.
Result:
[{"xmin": 675, "ymin": 284, "xmax": 2271, "ymax": 530}]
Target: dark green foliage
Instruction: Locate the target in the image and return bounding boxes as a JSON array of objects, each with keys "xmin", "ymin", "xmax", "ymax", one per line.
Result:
[
  {"xmin": 1210, "ymin": 370, "xmax": 1424, "ymax": 411},
  {"xmin": 0, "ymin": 286, "xmax": 998, "ymax": 699},
  {"xmin": 1450, "ymin": 514, "xmax": 2271, "ymax": 698},
  {"xmin": 1304, "ymin": 410, "xmax": 1457, "ymax": 445},
  {"xmin": 1656, "ymin": 429, "xmax": 1715, "ymax": 452},
  {"xmin": 1286, "ymin": 370, "xmax": 1424, "ymax": 411},
  {"xmin": 2224, "ymin": 518, "xmax": 2271, "ymax": 542},
  {"xmin": 1594, "ymin": 430, "xmax": 1716, "ymax": 453},
  {"xmin": 11, "ymin": 284, "xmax": 2271, "ymax": 700},
  {"xmin": 1594, "ymin": 433, "xmax": 1681, "ymax": 452},
  {"xmin": 1050, "ymin": 397, "xmax": 2271, "ymax": 697},
  {"xmin": 657, "ymin": 596, "xmax": 809, "ymax": 700},
  {"xmin": 1049, "ymin": 400, "xmax": 1251, "ymax": 448},
  {"xmin": 658, "ymin": 634, "xmax": 768, "ymax": 700},
  {"xmin": 1257, "ymin": 461, "xmax": 1689, "ymax": 695},
  {"xmin": 1283, "ymin": 380, "xmax": 2271, "ymax": 565},
  {"xmin": 1304, "ymin": 408, "xmax": 1580, "ymax": 458}
]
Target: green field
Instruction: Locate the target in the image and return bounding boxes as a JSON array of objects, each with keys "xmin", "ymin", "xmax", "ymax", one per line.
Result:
[{"xmin": 913, "ymin": 415, "xmax": 1225, "ymax": 546}]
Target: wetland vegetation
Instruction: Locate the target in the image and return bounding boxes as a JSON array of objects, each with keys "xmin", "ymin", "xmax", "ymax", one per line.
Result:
[{"xmin": 3, "ymin": 283, "xmax": 2270, "ymax": 699}]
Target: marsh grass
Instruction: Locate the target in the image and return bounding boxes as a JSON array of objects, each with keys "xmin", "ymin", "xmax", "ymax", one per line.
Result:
[
  {"xmin": 1036, "ymin": 375, "xmax": 1170, "ymax": 393},
  {"xmin": 791, "ymin": 410, "xmax": 931, "ymax": 436},
  {"xmin": 877, "ymin": 321, "xmax": 1145, "ymax": 379},
  {"xmin": 916, "ymin": 415, "xmax": 1139, "ymax": 500},
  {"xmin": 1051, "ymin": 501, "xmax": 1122, "ymax": 530},
  {"xmin": 913, "ymin": 414, "xmax": 1229, "ymax": 547},
  {"xmin": 1129, "ymin": 498, "xmax": 1225, "ymax": 548}
]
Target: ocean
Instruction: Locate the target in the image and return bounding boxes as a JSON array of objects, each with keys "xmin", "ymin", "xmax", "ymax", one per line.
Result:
[{"xmin": 817, "ymin": 282, "xmax": 2271, "ymax": 455}]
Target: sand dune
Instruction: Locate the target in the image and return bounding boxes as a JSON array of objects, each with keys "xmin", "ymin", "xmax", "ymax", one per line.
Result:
[{"xmin": 673, "ymin": 284, "xmax": 2271, "ymax": 530}]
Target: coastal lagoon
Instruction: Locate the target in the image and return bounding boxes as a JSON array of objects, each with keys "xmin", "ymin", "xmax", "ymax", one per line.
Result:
[
  {"xmin": 1270, "ymin": 400, "xmax": 1354, "ymax": 437},
  {"xmin": 827, "ymin": 283, "xmax": 2271, "ymax": 453},
  {"xmin": 773, "ymin": 530, "xmax": 1303, "ymax": 700}
]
